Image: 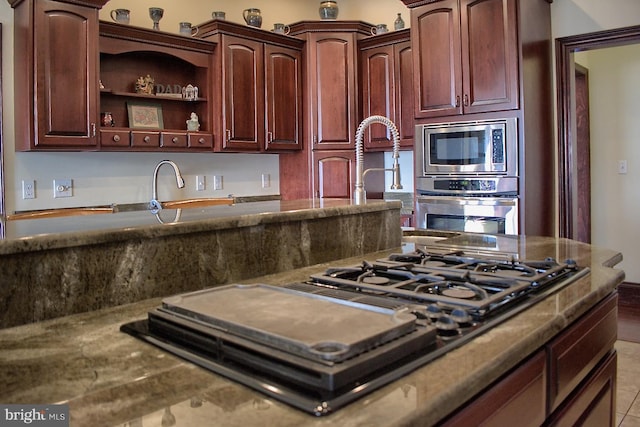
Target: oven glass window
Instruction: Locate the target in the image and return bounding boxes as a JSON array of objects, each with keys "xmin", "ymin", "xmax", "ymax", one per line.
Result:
[
  {"xmin": 429, "ymin": 130, "xmax": 486, "ymax": 165},
  {"xmin": 427, "ymin": 214, "xmax": 505, "ymax": 234}
]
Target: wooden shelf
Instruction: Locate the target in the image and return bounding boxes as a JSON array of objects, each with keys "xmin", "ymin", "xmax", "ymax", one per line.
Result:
[{"xmin": 101, "ymin": 89, "xmax": 206, "ymax": 102}]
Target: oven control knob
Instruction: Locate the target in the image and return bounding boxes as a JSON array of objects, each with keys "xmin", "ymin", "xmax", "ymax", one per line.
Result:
[
  {"xmin": 435, "ymin": 315, "xmax": 459, "ymax": 337},
  {"xmin": 450, "ymin": 308, "xmax": 472, "ymax": 327}
]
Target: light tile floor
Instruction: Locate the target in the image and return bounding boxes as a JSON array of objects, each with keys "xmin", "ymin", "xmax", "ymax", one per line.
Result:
[{"xmin": 616, "ymin": 340, "xmax": 640, "ymax": 426}]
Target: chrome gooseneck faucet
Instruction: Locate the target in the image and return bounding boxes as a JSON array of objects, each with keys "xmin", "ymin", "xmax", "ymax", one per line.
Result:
[
  {"xmin": 354, "ymin": 115, "xmax": 402, "ymax": 205},
  {"xmin": 149, "ymin": 160, "xmax": 185, "ymax": 212}
]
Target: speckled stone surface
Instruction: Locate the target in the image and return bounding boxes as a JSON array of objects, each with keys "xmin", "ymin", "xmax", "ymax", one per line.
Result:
[
  {"xmin": 0, "ymin": 200, "xmax": 401, "ymax": 328},
  {"xmin": 0, "ymin": 234, "xmax": 625, "ymax": 427}
]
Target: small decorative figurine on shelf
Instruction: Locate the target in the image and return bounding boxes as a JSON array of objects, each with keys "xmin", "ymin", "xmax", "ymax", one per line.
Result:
[
  {"xmin": 182, "ymin": 84, "xmax": 198, "ymax": 100},
  {"xmin": 186, "ymin": 112, "xmax": 200, "ymax": 131},
  {"xmin": 101, "ymin": 112, "xmax": 114, "ymax": 127},
  {"xmin": 135, "ymin": 75, "xmax": 155, "ymax": 95},
  {"xmin": 394, "ymin": 13, "xmax": 405, "ymax": 30}
]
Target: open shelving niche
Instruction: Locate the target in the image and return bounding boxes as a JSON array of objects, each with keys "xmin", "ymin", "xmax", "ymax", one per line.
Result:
[{"xmin": 98, "ymin": 21, "xmax": 216, "ymax": 151}]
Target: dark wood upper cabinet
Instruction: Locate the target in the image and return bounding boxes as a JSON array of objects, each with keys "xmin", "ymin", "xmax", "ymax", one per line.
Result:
[
  {"xmin": 199, "ymin": 21, "xmax": 304, "ymax": 153},
  {"xmin": 411, "ymin": 0, "xmax": 519, "ymax": 118},
  {"xmin": 359, "ymin": 30, "xmax": 414, "ymax": 150},
  {"xmin": 306, "ymin": 31, "xmax": 360, "ymax": 150},
  {"xmin": 264, "ymin": 44, "xmax": 303, "ymax": 152},
  {"xmin": 11, "ymin": 0, "xmax": 104, "ymax": 150},
  {"xmin": 220, "ymin": 35, "xmax": 264, "ymax": 151}
]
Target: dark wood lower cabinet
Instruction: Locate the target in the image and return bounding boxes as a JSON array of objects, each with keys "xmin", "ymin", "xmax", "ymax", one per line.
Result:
[
  {"xmin": 441, "ymin": 350, "xmax": 547, "ymax": 427},
  {"xmin": 439, "ymin": 293, "xmax": 618, "ymax": 426},
  {"xmin": 547, "ymin": 350, "xmax": 617, "ymax": 427}
]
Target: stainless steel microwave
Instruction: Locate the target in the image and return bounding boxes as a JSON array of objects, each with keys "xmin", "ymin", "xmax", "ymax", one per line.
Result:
[{"xmin": 415, "ymin": 118, "xmax": 518, "ymax": 177}]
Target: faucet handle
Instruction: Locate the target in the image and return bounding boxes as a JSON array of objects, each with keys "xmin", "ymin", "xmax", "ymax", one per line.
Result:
[{"xmin": 149, "ymin": 199, "xmax": 162, "ymax": 213}]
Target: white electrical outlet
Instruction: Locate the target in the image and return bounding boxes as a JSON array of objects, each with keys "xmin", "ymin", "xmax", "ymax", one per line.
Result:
[
  {"xmin": 261, "ymin": 173, "xmax": 271, "ymax": 188},
  {"xmin": 53, "ymin": 179, "xmax": 73, "ymax": 198},
  {"xmin": 22, "ymin": 180, "xmax": 35, "ymax": 199},
  {"xmin": 196, "ymin": 175, "xmax": 206, "ymax": 191},
  {"xmin": 213, "ymin": 175, "xmax": 223, "ymax": 190},
  {"xmin": 618, "ymin": 160, "xmax": 628, "ymax": 175}
]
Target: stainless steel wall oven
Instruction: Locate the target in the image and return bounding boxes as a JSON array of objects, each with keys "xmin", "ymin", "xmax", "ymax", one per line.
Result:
[{"xmin": 414, "ymin": 118, "xmax": 519, "ymax": 234}]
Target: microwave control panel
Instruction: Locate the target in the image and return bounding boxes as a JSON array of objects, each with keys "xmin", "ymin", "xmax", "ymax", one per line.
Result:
[{"xmin": 492, "ymin": 130, "xmax": 505, "ymax": 164}]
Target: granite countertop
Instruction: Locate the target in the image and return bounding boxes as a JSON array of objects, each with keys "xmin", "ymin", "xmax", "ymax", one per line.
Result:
[
  {"xmin": 0, "ymin": 199, "xmax": 392, "ymax": 252},
  {"xmin": 0, "ymin": 234, "xmax": 624, "ymax": 427}
]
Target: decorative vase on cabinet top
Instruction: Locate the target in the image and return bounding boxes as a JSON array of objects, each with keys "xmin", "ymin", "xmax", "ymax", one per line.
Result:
[
  {"xmin": 243, "ymin": 8, "xmax": 262, "ymax": 28},
  {"xmin": 319, "ymin": 1, "xmax": 339, "ymax": 20}
]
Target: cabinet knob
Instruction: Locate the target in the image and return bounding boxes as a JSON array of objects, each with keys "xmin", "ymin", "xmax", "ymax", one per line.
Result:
[
  {"xmin": 112, "ymin": 134, "xmax": 121, "ymax": 142},
  {"xmin": 226, "ymin": 129, "xmax": 231, "ymax": 143},
  {"xmin": 455, "ymin": 96, "xmax": 460, "ymax": 108},
  {"xmin": 463, "ymin": 94, "xmax": 469, "ymax": 106},
  {"xmin": 143, "ymin": 136, "xmax": 151, "ymax": 143},
  {"xmin": 198, "ymin": 138, "xmax": 205, "ymax": 144},
  {"xmin": 91, "ymin": 123, "xmax": 96, "ymax": 137},
  {"xmin": 172, "ymin": 137, "xmax": 179, "ymax": 144},
  {"xmin": 267, "ymin": 131, "xmax": 273, "ymax": 143}
]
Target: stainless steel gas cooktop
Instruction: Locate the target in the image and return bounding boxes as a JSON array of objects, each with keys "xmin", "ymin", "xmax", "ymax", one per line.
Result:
[{"xmin": 121, "ymin": 248, "xmax": 588, "ymax": 416}]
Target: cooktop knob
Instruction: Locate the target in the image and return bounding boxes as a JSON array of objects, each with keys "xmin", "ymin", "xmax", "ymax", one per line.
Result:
[
  {"xmin": 450, "ymin": 308, "xmax": 472, "ymax": 327},
  {"xmin": 435, "ymin": 314, "xmax": 459, "ymax": 337},
  {"xmin": 426, "ymin": 304, "xmax": 442, "ymax": 321}
]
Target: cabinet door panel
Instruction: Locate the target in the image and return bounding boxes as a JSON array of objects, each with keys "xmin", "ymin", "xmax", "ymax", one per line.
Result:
[
  {"xmin": 441, "ymin": 350, "xmax": 546, "ymax": 427},
  {"xmin": 314, "ymin": 151, "xmax": 354, "ymax": 199},
  {"xmin": 362, "ymin": 47, "xmax": 394, "ymax": 148},
  {"xmin": 35, "ymin": 1, "xmax": 98, "ymax": 147},
  {"xmin": 222, "ymin": 36, "xmax": 264, "ymax": 151},
  {"xmin": 265, "ymin": 45, "xmax": 302, "ymax": 151},
  {"xmin": 461, "ymin": 0, "xmax": 519, "ymax": 112},
  {"xmin": 548, "ymin": 351, "xmax": 617, "ymax": 427},
  {"xmin": 395, "ymin": 41, "xmax": 414, "ymax": 147},
  {"xmin": 311, "ymin": 35, "xmax": 357, "ymax": 149},
  {"xmin": 413, "ymin": 1, "xmax": 462, "ymax": 118}
]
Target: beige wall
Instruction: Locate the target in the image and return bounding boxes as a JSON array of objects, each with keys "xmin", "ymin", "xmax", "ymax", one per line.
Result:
[
  {"xmin": 100, "ymin": 0, "xmax": 409, "ymax": 33},
  {"xmin": 575, "ymin": 46, "xmax": 640, "ymax": 282}
]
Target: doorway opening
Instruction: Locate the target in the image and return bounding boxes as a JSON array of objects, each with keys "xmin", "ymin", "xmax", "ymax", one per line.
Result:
[{"xmin": 556, "ymin": 25, "xmax": 640, "ymax": 240}]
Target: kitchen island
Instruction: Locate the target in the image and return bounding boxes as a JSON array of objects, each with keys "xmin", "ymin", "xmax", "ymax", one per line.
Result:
[
  {"xmin": 0, "ymin": 231, "xmax": 624, "ymax": 426},
  {"xmin": 0, "ymin": 199, "xmax": 401, "ymax": 329}
]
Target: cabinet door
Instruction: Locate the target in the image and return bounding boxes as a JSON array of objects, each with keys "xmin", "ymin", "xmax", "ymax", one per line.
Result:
[
  {"xmin": 394, "ymin": 41, "xmax": 415, "ymax": 148},
  {"xmin": 412, "ymin": 0, "xmax": 462, "ymax": 118},
  {"xmin": 461, "ymin": 0, "xmax": 519, "ymax": 113},
  {"xmin": 33, "ymin": 0, "xmax": 99, "ymax": 148},
  {"xmin": 547, "ymin": 351, "xmax": 617, "ymax": 427},
  {"xmin": 308, "ymin": 33, "xmax": 358, "ymax": 150},
  {"xmin": 313, "ymin": 151, "xmax": 355, "ymax": 199},
  {"xmin": 221, "ymin": 35, "xmax": 264, "ymax": 151},
  {"xmin": 441, "ymin": 350, "xmax": 547, "ymax": 427},
  {"xmin": 361, "ymin": 45, "xmax": 395, "ymax": 149},
  {"xmin": 264, "ymin": 44, "xmax": 302, "ymax": 151}
]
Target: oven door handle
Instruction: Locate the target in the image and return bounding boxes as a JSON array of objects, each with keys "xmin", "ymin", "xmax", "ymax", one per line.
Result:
[{"xmin": 417, "ymin": 195, "xmax": 518, "ymax": 207}]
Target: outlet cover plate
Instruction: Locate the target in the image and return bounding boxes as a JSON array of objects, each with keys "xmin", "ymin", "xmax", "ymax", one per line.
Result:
[{"xmin": 22, "ymin": 180, "xmax": 35, "ymax": 199}]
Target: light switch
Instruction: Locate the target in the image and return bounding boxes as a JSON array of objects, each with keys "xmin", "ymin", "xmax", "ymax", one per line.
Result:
[
  {"xmin": 53, "ymin": 179, "xmax": 73, "ymax": 198},
  {"xmin": 213, "ymin": 175, "xmax": 223, "ymax": 190},
  {"xmin": 618, "ymin": 160, "xmax": 628, "ymax": 175},
  {"xmin": 196, "ymin": 175, "xmax": 206, "ymax": 191}
]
